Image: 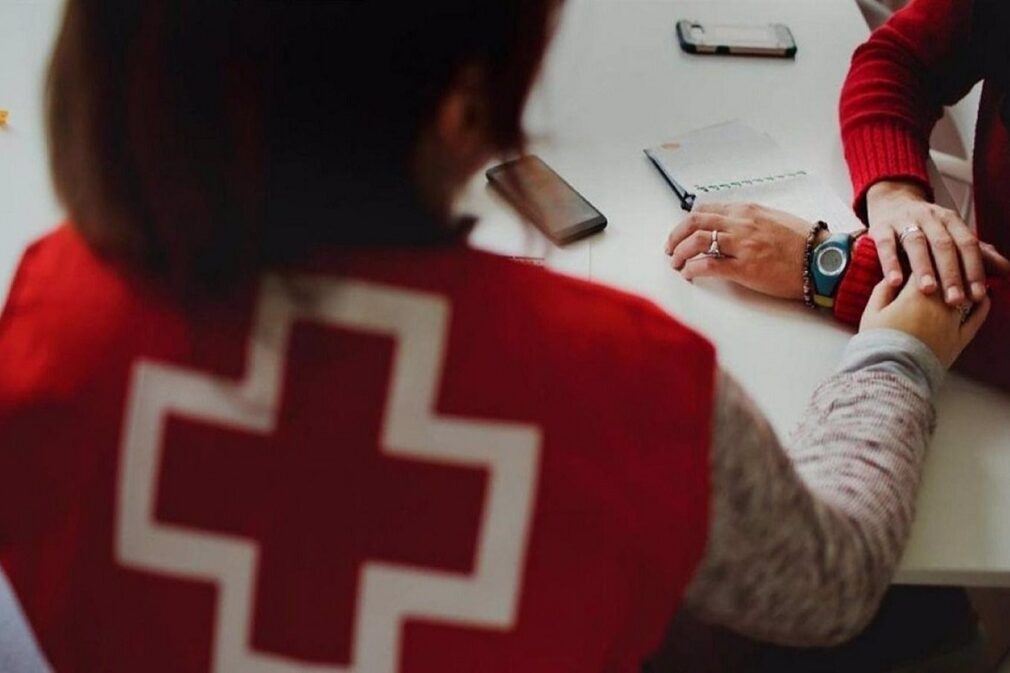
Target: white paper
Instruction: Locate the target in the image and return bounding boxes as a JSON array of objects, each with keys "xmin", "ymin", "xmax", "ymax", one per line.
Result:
[{"xmin": 647, "ymin": 121, "xmax": 863, "ymax": 232}]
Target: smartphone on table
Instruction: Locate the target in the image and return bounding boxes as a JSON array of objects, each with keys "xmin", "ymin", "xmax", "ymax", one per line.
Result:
[
  {"xmin": 677, "ymin": 20, "xmax": 797, "ymax": 58},
  {"xmin": 486, "ymin": 155, "xmax": 607, "ymax": 245}
]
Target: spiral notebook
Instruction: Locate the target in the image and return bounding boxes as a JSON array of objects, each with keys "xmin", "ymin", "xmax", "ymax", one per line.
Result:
[{"xmin": 645, "ymin": 121, "xmax": 862, "ymax": 231}]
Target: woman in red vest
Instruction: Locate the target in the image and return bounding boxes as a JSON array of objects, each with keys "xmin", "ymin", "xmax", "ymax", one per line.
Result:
[
  {"xmin": 665, "ymin": 0, "xmax": 1010, "ymax": 392},
  {"xmin": 0, "ymin": 1, "xmax": 986, "ymax": 671}
]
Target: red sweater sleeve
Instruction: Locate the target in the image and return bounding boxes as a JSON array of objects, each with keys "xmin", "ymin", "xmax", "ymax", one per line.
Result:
[
  {"xmin": 835, "ymin": 0, "xmax": 1010, "ymax": 393},
  {"xmin": 835, "ymin": 0, "xmax": 982, "ymax": 334},
  {"xmin": 833, "ymin": 236, "xmax": 884, "ymax": 327},
  {"xmin": 839, "ymin": 0, "xmax": 983, "ymax": 218}
]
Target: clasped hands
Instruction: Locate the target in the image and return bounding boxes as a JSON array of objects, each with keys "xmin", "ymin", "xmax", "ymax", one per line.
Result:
[{"xmin": 663, "ymin": 181, "xmax": 1008, "ymax": 365}]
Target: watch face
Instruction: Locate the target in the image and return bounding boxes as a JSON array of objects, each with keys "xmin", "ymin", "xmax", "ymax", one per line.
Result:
[{"xmin": 817, "ymin": 247, "xmax": 846, "ymax": 276}]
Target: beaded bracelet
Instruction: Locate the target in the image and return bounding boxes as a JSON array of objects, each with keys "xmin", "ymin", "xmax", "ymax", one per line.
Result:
[{"xmin": 802, "ymin": 221, "xmax": 829, "ymax": 308}]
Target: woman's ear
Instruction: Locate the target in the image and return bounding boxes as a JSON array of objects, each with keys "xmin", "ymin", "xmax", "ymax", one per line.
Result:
[
  {"xmin": 433, "ymin": 65, "xmax": 494, "ymax": 174},
  {"xmin": 411, "ymin": 64, "xmax": 495, "ymax": 219}
]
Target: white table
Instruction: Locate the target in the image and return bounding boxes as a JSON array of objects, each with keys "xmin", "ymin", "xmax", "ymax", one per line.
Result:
[{"xmin": 3, "ymin": 0, "xmax": 1010, "ymax": 586}]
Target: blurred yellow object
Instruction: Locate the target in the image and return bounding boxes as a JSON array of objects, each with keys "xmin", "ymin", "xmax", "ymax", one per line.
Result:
[{"xmin": 0, "ymin": 109, "xmax": 8, "ymax": 125}]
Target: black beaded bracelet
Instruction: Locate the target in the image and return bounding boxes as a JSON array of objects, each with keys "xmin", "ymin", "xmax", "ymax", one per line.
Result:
[{"xmin": 802, "ymin": 221, "xmax": 829, "ymax": 308}]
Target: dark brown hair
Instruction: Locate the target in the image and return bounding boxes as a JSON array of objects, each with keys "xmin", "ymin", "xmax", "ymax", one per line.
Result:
[{"xmin": 47, "ymin": 0, "xmax": 557, "ymax": 293}]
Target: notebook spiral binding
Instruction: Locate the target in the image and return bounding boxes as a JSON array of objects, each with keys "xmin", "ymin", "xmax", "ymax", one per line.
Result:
[{"xmin": 695, "ymin": 170, "xmax": 808, "ymax": 193}]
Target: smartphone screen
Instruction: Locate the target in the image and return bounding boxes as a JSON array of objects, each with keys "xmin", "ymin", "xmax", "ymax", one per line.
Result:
[{"xmin": 486, "ymin": 156, "xmax": 607, "ymax": 245}]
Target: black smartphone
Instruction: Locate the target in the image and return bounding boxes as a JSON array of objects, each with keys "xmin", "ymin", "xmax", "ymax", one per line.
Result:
[
  {"xmin": 486, "ymin": 155, "xmax": 607, "ymax": 245},
  {"xmin": 676, "ymin": 20, "xmax": 797, "ymax": 58}
]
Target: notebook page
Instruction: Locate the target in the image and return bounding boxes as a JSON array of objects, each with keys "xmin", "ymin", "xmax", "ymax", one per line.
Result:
[
  {"xmin": 650, "ymin": 121, "xmax": 795, "ymax": 190},
  {"xmin": 648, "ymin": 120, "xmax": 862, "ymax": 231}
]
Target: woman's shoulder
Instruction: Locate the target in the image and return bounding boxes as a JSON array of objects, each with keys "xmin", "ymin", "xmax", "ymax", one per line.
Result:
[
  {"xmin": 2, "ymin": 224, "xmax": 132, "ymax": 309},
  {"xmin": 0, "ymin": 225, "xmax": 184, "ymax": 406}
]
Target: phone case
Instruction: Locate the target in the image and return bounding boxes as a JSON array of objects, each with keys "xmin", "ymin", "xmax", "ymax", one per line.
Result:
[{"xmin": 677, "ymin": 20, "xmax": 797, "ymax": 58}]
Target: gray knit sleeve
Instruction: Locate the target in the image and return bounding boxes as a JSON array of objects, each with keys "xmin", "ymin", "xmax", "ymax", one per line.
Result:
[{"xmin": 681, "ymin": 330, "xmax": 939, "ymax": 647}]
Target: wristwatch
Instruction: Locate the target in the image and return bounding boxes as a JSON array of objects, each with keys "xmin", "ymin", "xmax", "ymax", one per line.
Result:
[{"xmin": 809, "ymin": 232, "xmax": 853, "ymax": 308}]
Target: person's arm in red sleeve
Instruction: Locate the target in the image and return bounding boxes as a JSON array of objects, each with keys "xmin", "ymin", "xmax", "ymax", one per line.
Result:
[
  {"xmin": 840, "ymin": 0, "xmax": 981, "ymax": 217},
  {"xmin": 832, "ymin": 0, "xmax": 1010, "ymax": 392},
  {"xmin": 840, "ymin": 0, "xmax": 995, "ymax": 309}
]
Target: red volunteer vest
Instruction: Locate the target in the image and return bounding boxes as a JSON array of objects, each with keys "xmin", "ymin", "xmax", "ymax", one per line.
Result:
[{"xmin": 0, "ymin": 226, "xmax": 715, "ymax": 673}]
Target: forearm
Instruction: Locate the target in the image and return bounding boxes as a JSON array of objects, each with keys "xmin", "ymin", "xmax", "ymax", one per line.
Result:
[
  {"xmin": 683, "ymin": 331, "xmax": 939, "ymax": 646},
  {"xmin": 839, "ymin": 0, "xmax": 980, "ymax": 213}
]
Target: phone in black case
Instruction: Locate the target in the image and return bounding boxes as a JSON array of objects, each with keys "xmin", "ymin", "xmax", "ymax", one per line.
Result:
[{"xmin": 486, "ymin": 156, "xmax": 607, "ymax": 245}]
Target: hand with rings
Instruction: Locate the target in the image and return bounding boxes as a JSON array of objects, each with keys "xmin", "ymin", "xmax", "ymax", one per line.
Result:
[
  {"xmin": 665, "ymin": 202, "xmax": 820, "ymax": 300},
  {"xmin": 866, "ymin": 180, "xmax": 1010, "ymax": 305}
]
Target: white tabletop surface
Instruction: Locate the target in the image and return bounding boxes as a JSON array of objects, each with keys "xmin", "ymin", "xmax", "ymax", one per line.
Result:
[{"xmin": 2, "ymin": 0, "xmax": 1010, "ymax": 585}]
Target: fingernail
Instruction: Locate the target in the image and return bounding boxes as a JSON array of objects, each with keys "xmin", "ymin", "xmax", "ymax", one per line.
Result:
[
  {"xmin": 920, "ymin": 275, "xmax": 936, "ymax": 290},
  {"xmin": 889, "ymin": 271, "xmax": 903, "ymax": 285},
  {"xmin": 946, "ymin": 286, "xmax": 963, "ymax": 304},
  {"xmin": 972, "ymin": 282, "xmax": 986, "ymax": 300}
]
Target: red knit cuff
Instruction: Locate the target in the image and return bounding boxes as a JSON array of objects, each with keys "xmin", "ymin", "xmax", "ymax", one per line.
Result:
[
  {"xmin": 833, "ymin": 235, "xmax": 884, "ymax": 326},
  {"xmin": 843, "ymin": 120, "xmax": 933, "ymax": 220}
]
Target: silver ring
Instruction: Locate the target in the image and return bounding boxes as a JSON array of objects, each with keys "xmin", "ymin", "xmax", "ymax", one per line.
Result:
[
  {"xmin": 704, "ymin": 230, "xmax": 724, "ymax": 259},
  {"xmin": 898, "ymin": 225, "xmax": 923, "ymax": 245}
]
